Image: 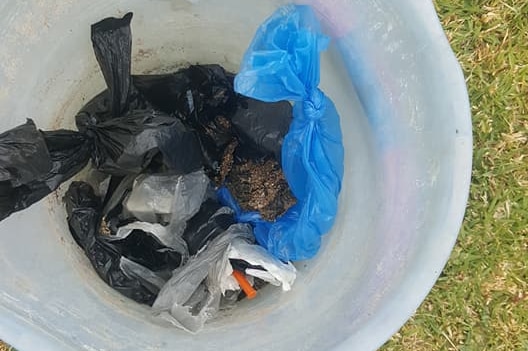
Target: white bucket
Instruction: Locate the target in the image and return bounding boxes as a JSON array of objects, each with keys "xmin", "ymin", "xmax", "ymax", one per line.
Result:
[{"xmin": 0, "ymin": 0, "xmax": 472, "ymax": 350}]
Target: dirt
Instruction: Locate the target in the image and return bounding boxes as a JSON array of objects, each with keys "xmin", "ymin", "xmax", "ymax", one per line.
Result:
[
  {"xmin": 99, "ymin": 218, "xmax": 112, "ymax": 236},
  {"xmin": 217, "ymin": 139, "xmax": 238, "ymax": 185},
  {"xmin": 0, "ymin": 341, "xmax": 11, "ymax": 351},
  {"xmin": 226, "ymin": 158, "xmax": 296, "ymax": 221}
]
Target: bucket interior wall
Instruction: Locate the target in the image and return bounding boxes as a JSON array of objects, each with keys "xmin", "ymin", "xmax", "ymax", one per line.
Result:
[{"xmin": 0, "ymin": 1, "xmax": 472, "ymax": 350}]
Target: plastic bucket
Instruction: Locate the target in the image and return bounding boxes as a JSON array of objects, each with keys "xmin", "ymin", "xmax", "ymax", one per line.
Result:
[{"xmin": 0, "ymin": 0, "xmax": 472, "ymax": 350}]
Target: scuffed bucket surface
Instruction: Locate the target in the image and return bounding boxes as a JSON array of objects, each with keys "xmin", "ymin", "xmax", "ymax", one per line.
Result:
[{"xmin": 0, "ymin": 1, "xmax": 471, "ymax": 350}]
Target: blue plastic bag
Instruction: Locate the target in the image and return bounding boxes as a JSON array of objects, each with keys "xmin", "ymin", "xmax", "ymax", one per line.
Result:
[{"xmin": 219, "ymin": 5, "xmax": 344, "ymax": 261}]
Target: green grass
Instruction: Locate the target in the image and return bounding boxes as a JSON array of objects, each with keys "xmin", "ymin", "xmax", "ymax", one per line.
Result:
[
  {"xmin": 382, "ymin": 0, "xmax": 528, "ymax": 350},
  {"xmin": 1, "ymin": 1, "xmax": 527, "ymax": 351}
]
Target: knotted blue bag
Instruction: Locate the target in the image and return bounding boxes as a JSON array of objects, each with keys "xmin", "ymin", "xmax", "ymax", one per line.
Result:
[{"xmin": 218, "ymin": 4, "xmax": 344, "ymax": 261}]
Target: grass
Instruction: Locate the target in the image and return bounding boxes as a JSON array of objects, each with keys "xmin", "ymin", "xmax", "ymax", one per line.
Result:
[
  {"xmin": 1, "ymin": 1, "xmax": 527, "ymax": 350},
  {"xmin": 382, "ymin": 0, "xmax": 528, "ymax": 350}
]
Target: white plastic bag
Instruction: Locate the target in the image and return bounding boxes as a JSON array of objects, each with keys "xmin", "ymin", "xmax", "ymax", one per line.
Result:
[
  {"xmin": 152, "ymin": 224, "xmax": 253, "ymax": 333},
  {"xmin": 228, "ymin": 239, "xmax": 296, "ymax": 291}
]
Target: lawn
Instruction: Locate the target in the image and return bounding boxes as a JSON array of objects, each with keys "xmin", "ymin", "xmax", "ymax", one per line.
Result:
[{"xmin": 1, "ymin": 0, "xmax": 527, "ymax": 350}]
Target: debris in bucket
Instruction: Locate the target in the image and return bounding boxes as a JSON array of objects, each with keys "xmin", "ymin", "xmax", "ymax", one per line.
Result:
[
  {"xmin": 231, "ymin": 97, "xmax": 293, "ymax": 162},
  {"xmin": 64, "ymin": 181, "xmax": 167, "ymax": 304},
  {"xmin": 222, "ymin": 4, "xmax": 345, "ymax": 261},
  {"xmin": 152, "ymin": 223, "xmax": 254, "ymax": 333},
  {"xmin": 228, "ymin": 238, "xmax": 296, "ymax": 291},
  {"xmin": 217, "ymin": 139, "xmax": 237, "ymax": 185},
  {"xmin": 85, "ymin": 109, "xmax": 204, "ymax": 176},
  {"xmin": 133, "ymin": 64, "xmax": 238, "ymax": 178},
  {"xmin": 0, "ymin": 120, "xmax": 91, "ymax": 221},
  {"xmin": 226, "ymin": 158, "xmax": 296, "ymax": 221},
  {"xmin": 0, "ymin": 4, "xmax": 345, "ymax": 333}
]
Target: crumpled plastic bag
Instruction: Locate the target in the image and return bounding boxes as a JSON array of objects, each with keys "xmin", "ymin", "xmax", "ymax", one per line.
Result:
[
  {"xmin": 231, "ymin": 97, "xmax": 292, "ymax": 161},
  {"xmin": 1, "ymin": 120, "xmax": 92, "ymax": 221},
  {"xmin": 224, "ymin": 4, "xmax": 344, "ymax": 261},
  {"xmin": 64, "ymin": 181, "xmax": 183, "ymax": 304},
  {"xmin": 0, "ymin": 119, "xmax": 51, "ymax": 187},
  {"xmin": 182, "ymin": 198, "xmax": 236, "ymax": 256},
  {"xmin": 132, "ymin": 71, "xmax": 192, "ymax": 115},
  {"xmin": 124, "ymin": 170, "xmax": 209, "ymax": 226},
  {"xmin": 76, "ymin": 12, "xmax": 148, "ymax": 129},
  {"xmin": 77, "ymin": 12, "xmax": 203, "ymax": 176},
  {"xmin": 116, "ymin": 222, "xmax": 189, "ymax": 263},
  {"xmin": 169, "ymin": 170, "xmax": 211, "ymax": 236},
  {"xmin": 102, "ymin": 175, "xmax": 135, "ymax": 215},
  {"xmin": 152, "ymin": 223, "xmax": 253, "ymax": 333},
  {"xmin": 134, "ymin": 65, "xmax": 237, "ymax": 175},
  {"xmin": 106, "ymin": 229, "xmax": 182, "ymax": 274},
  {"xmin": 119, "ymin": 257, "xmax": 167, "ymax": 294},
  {"xmin": 91, "ymin": 12, "xmax": 134, "ymax": 118},
  {"xmin": 41, "ymin": 130, "xmax": 93, "ymax": 189},
  {"xmin": 177, "ymin": 64, "xmax": 237, "ymax": 176},
  {"xmin": 86, "ymin": 109, "xmax": 203, "ymax": 175},
  {"xmin": 134, "ymin": 64, "xmax": 294, "ymax": 171},
  {"xmin": 228, "ymin": 239, "xmax": 296, "ymax": 291},
  {"xmin": 95, "ymin": 174, "xmax": 135, "ymax": 236}
]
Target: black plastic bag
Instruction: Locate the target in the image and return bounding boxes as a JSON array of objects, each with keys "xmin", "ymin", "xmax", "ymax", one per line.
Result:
[
  {"xmin": 64, "ymin": 181, "xmax": 102, "ymax": 248},
  {"xmin": 41, "ymin": 130, "xmax": 92, "ymax": 190},
  {"xmin": 78, "ymin": 13, "xmax": 204, "ymax": 176},
  {"xmin": 75, "ymin": 90, "xmax": 113, "ymax": 132},
  {"xmin": 91, "ymin": 12, "xmax": 133, "ymax": 118},
  {"xmin": 180, "ymin": 65, "xmax": 237, "ymax": 132},
  {"xmin": 65, "ymin": 182, "xmax": 156, "ymax": 303},
  {"xmin": 180, "ymin": 65, "xmax": 237, "ymax": 173},
  {"xmin": 0, "ymin": 181, "xmax": 52, "ymax": 222},
  {"xmin": 132, "ymin": 71, "xmax": 191, "ymax": 114},
  {"xmin": 182, "ymin": 198, "xmax": 235, "ymax": 255},
  {"xmin": 76, "ymin": 88, "xmax": 150, "ymax": 133},
  {"xmin": 230, "ymin": 98, "xmax": 292, "ymax": 161},
  {"xmin": 86, "ymin": 109, "xmax": 203, "ymax": 175},
  {"xmin": 133, "ymin": 65, "xmax": 237, "ymax": 175},
  {"xmin": 65, "ymin": 181, "xmax": 183, "ymax": 305},
  {"xmin": 76, "ymin": 12, "xmax": 149, "ymax": 131},
  {"xmin": 133, "ymin": 65, "xmax": 292, "ymax": 171},
  {"xmin": 87, "ymin": 238, "xmax": 160, "ymax": 303},
  {"xmin": 108, "ymin": 230, "xmax": 183, "ymax": 274},
  {"xmin": 0, "ymin": 119, "xmax": 51, "ymax": 187},
  {"xmin": 0, "ymin": 121, "xmax": 92, "ymax": 222},
  {"xmin": 134, "ymin": 65, "xmax": 237, "ymax": 122}
]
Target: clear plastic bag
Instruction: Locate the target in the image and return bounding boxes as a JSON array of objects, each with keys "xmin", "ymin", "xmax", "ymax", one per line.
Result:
[
  {"xmin": 125, "ymin": 170, "xmax": 209, "ymax": 225},
  {"xmin": 152, "ymin": 224, "xmax": 253, "ymax": 333},
  {"xmin": 169, "ymin": 170, "xmax": 210, "ymax": 236}
]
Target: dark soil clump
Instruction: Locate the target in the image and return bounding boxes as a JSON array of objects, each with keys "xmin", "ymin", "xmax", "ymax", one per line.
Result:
[{"xmin": 226, "ymin": 158, "xmax": 296, "ymax": 221}]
